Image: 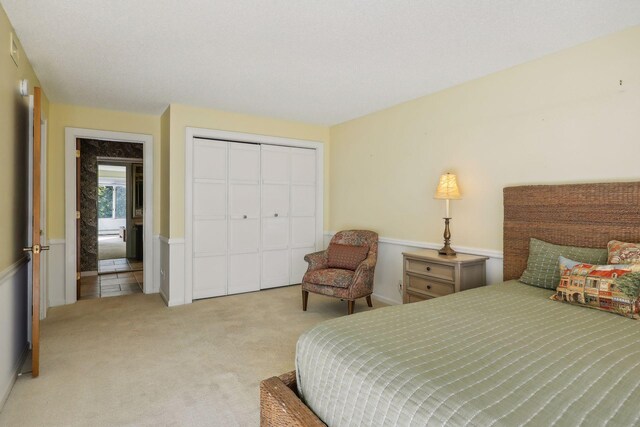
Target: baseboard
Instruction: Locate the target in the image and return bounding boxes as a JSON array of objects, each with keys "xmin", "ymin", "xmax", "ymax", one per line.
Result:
[
  {"xmin": 372, "ymin": 293, "xmax": 401, "ymax": 306},
  {"xmin": 159, "ymin": 287, "xmax": 169, "ymax": 306},
  {"xmin": 0, "ymin": 345, "xmax": 28, "ymax": 411}
]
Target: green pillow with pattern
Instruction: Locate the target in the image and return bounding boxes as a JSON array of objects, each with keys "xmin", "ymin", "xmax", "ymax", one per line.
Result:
[{"xmin": 519, "ymin": 238, "xmax": 608, "ymax": 289}]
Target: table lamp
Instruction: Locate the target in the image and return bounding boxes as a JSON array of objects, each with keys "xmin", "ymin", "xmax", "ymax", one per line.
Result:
[{"xmin": 434, "ymin": 173, "xmax": 461, "ymax": 256}]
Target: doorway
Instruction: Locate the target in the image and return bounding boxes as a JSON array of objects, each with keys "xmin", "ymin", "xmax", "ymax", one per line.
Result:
[
  {"xmin": 93, "ymin": 162, "xmax": 144, "ymax": 297},
  {"xmin": 65, "ymin": 128, "xmax": 154, "ymax": 304},
  {"xmin": 77, "ymin": 140, "xmax": 145, "ymax": 300}
]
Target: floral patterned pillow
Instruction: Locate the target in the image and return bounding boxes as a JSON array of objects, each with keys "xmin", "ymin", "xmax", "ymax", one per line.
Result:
[
  {"xmin": 552, "ymin": 259, "xmax": 640, "ymax": 319},
  {"xmin": 608, "ymin": 240, "xmax": 640, "ymax": 264}
]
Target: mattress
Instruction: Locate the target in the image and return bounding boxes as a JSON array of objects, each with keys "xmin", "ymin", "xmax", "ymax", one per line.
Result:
[{"xmin": 296, "ymin": 281, "xmax": 640, "ymax": 426}]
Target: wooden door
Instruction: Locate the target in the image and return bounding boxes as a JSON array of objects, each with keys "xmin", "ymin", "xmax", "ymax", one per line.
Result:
[
  {"xmin": 192, "ymin": 138, "xmax": 228, "ymax": 299},
  {"xmin": 228, "ymin": 143, "xmax": 260, "ymax": 294},
  {"xmin": 261, "ymin": 145, "xmax": 291, "ymax": 289},
  {"xmin": 76, "ymin": 139, "xmax": 81, "ymax": 299},
  {"xmin": 24, "ymin": 87, "xmax": 47, "ymax": 377}
]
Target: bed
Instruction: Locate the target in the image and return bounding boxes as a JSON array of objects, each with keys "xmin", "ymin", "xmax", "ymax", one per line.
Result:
[{"xmin": 260, "ymin": 182, "xmax": 640, "ymax": 426}]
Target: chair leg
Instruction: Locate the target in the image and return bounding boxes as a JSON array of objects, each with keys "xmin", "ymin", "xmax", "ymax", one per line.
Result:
[
  {"xmin": 302, "ymin": 290, "xmax": 309, "ymax": 311},
  {"xmin": 366, "ymin": 295, "xmax": 373, "ymax": 307},
  {"xmin": 347, "ymin": 300, "xmax": 355, "ymax": 315}
]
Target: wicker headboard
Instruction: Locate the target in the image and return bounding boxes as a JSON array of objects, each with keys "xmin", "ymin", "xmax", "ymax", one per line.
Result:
[{"xmin": 503, "ymin": 182, "xmax": 640, "ymax": 281}]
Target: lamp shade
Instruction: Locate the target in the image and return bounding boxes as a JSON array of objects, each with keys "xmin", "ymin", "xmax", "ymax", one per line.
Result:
[{"xmin": 434, "ymin": 173, "xmax": 461, "ymax": 200}]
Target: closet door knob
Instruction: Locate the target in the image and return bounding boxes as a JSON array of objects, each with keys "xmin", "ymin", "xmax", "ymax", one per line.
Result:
[
  {"xmin": 243, "ymin": 215, "xmax": 247, "ymax": 219},
  {"xmin": 274, "ymin": 213, "xmax": 278, "ymax": 217}
]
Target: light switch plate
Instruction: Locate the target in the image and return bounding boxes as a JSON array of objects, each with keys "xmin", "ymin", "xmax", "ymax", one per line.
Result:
[{"xmin": 9, "ymin": 32, "xmax": 19, "ymax": 66}]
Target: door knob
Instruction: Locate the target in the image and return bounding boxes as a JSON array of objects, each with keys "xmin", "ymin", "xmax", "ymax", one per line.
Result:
[
  {"xmin": 274, "ymin": 213, "xmax": 278, "ymax": 217},
  {"xmin": 23, "ymin": 244, "xmax": 49, "ymax": 254},
  {"xmin": 243, "ymin": 215, "xmax": 247, "ymax": 219}
]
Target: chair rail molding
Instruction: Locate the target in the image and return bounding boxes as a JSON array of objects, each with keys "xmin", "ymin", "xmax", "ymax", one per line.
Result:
[{"xmin": 323, "ymin": 231, "xmax": 504, "ymax": 306}]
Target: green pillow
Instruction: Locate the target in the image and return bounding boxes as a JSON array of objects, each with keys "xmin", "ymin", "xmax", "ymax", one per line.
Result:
[{"xmin": 519, "ymin": 238, "xmax": 608, "ymax": 289}]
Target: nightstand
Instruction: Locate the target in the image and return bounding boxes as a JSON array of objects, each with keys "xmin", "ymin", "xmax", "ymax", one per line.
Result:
[{"xmin": 402, "ymin": 249, "xmax": 488, "ymax": 303}]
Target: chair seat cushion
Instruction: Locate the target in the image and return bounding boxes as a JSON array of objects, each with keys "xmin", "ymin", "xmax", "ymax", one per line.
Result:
[{"xmin": 303, "ymin": 268, "xmax": 354, "ymax": 288}]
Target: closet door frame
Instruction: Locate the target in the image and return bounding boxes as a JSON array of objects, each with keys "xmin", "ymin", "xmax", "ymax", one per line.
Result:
[{"xmin": 184, "ymin": 127, "xmax": 324, "ymax": 304}]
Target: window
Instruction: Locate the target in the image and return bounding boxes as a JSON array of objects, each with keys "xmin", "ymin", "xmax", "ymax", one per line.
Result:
[{"xmin": 98, "ymin": 185, "xmax": 126, "ymax": 219}]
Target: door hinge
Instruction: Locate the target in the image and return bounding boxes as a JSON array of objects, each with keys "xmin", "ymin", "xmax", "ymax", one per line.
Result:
[
  {"xmin": 76, "ymin": 272, "xmax": 81, "ymax": 280},
  {"xmin": 76, "ymin": 211, "xmax": 80, "ymax": 219},
  {"xmin": 75, "ymin": 149, "xmax": 80, "ymax": 158}
]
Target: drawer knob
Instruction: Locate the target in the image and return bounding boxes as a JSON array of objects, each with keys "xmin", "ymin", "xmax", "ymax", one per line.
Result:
[
  {"xmin": 427, "ymin": 285, "xmax": 431, "ymax": 290},
  {"xmin": 426, "ymin": 266, "xmax": 431, "ymax": 271}
]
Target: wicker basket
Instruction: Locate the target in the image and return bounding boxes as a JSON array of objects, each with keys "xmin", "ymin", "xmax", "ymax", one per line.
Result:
[{"xmin": 260, "ymin": 370, "xmax": 326, "ymax": 426}]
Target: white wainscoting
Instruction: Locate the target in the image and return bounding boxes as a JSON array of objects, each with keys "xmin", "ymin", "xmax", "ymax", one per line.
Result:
[
  {"xmin": 0, "ymin": 257, "xmax": 29, "ymax": 410},
  {"xmin": 159, "ymin": 236, "xmax": 185, "ymax": 307},
  {"xmin": 324, "ymin": 232, "xmax": 503, "ymax": 306},
  {"xmin": 47, "ymin": 239, "xmax": 66, "ymax": 308},
  {"xmin": 153, "ymin": 235, "xmax": 161, "ymax": 294},
  {"xmin": 48, "ymin": 237, "xmax": 160, "ymax": 304}
]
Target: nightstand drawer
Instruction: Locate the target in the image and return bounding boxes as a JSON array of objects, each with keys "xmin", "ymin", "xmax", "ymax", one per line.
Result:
[
  {"xmin": 406, "ymin": 273, "xmax": 454, "ymax": 297},
  {"xmin": 406, "ymin": 258, "xmax": 455, "ymax": 282}
]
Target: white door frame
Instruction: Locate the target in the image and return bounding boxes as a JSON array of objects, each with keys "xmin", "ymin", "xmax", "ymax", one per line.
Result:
[
  {"xmin": 184, "ymin": 127, "xmax": 324, "ymax": 305},
  {"xmin": 64, "ymin": 128, "xmax": 154, "ymax": 303}
]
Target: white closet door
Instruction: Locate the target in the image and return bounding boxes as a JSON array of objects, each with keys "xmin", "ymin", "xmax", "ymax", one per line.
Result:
[
  {"xmin": 261, "ymin": 145, "xmax": 291, "ymax": 289},
  {"xmin": 228, "ymin": 143, "xmax": 261, "ymax": 294},
  {"xmin": 290, "ymin": 148, "xmax": 316, "ymax": 284},
  {"xmin": 192, "ymin": 139, "xmax": 228, "ymax": 299}
]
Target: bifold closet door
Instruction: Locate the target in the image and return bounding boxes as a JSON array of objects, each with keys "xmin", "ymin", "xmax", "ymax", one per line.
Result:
[
  {"xmin": 192, "ymin": 139, "xmax": 228, "ymax": 299},
  {"xmin": 261, "ymin": 146, "xmax": 291, "ymax": 289},
  {"xmin": 290, "ymin": 148, "xmax": 317, "ymax": 284},
  {"xmin": 228, "ymin": 143, "xmax": 261, "ymax": 294}
]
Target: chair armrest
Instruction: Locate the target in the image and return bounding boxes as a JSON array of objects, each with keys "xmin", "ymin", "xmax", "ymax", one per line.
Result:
[
  {"xmin": 354, "ymin": 256, "xmax": 376, "ymax": 274},
  {"xmin": 350, "ymin": 255, "xmax": 378, "ymax": 297},
  {"xmin": 304, "ymin": 250, "xmax": 328, "ymax": 271}
]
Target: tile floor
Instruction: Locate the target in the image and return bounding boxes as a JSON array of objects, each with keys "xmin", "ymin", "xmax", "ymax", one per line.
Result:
[
  {"xmin": 97, "ymin": 258, "xmax": 143, "ymax": 274},
  {"xmin": 80, "ymin": 258, "xmax": 144, "ymax": 299}
]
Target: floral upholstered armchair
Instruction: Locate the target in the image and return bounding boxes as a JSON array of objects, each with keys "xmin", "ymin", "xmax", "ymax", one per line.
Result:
[{"xmin": 302, "ymin": 230, "xmax": 379, "ymax": 315}]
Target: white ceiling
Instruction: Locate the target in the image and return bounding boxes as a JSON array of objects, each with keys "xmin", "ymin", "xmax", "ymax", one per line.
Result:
[{"xmin": 3, "ymin": 1, "xmax": 640, "ymax": 125}]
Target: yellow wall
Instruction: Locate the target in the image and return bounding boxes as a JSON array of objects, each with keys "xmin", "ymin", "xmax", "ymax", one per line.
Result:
[
  {"xmin": 0, "ymin": 7, "xmax": 49, "ymax": 270},
  {"xmin": 160, "ymin": 106, "xmax": 171, "ymax": 237},
  {"xmin": 330, "ymin": 26, "xmax": 640, "ymax": 251},
  {"xmin": 167, "ymin": 104, "xmax": 330, "ymax": 238},
  {"xmin": 47, "ymin": 104, "xmax": 161, "ymax": 238}
]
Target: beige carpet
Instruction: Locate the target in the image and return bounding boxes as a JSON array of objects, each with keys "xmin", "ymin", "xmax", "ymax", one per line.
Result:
[
  {"xmin": 98, "ymin": 235, "xmax": 126, "ymax": 260},
  {"xmin": 0, "ymin": 285, "xmax": 386, "ymax": 426}
]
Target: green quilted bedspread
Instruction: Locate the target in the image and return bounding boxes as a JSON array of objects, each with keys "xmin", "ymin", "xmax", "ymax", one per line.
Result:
[{"xmin": 296, "ymin": 281, "xmax": 640, "ymax": 426}]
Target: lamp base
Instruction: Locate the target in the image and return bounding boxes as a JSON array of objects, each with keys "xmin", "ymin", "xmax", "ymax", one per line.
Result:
[
  {"xmin": 438, "ymin": 218, "xmax": 456, "ymax": 256},
  {"xmin": 438, "ymin": 243, "xmax": 457, "ymax": 256}
]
